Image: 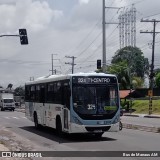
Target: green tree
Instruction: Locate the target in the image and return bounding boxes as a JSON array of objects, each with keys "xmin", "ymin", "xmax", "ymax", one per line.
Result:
[
  {"xmin": 106, "ymin": 61, "xmax": 130, "ymax": 89},
  {"xmin": 111, "ymin": 46, "xmax": 149, "ymax": 78},
  {"xmin": 132, "ymin": 76, "xmax": 144, "ymax": 89},
  {"xmin": 155, "ymin": 72, "xmax": 160, "ymax": 88},
  {"xmin": 14, "ymin": 86, "xmax": 25, "ymax": 96}
]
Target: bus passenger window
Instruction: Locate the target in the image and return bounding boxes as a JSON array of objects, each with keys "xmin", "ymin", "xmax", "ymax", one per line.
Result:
[
  {"xmin": 63, "ymin": 86, "xmax": 70, "ymax": 108},
  {"xmin": 40, "ymin": 85, "xmax": 45, "ymax": 103}
]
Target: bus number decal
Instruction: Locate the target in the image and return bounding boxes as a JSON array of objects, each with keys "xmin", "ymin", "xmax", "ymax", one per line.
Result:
[{"xmin": 104, "ymin": 106, "xmax": 117, "ymax": 111}]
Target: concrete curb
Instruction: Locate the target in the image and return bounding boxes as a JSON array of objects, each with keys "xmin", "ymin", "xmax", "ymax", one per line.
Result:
[
  {"xmin": 144, "ymin": 115, "xmax": 160, "ymax": 118},
  {"xmin": 123, "ymin": 123, "xmax": 160, "ymax": 133},
  {"xmin": 124, "ymin": 114, "xmax": 139, "ymax": 117},
  {"xmin": 124, "ymin": 114, "xmax": 160, "ymax": 118}
]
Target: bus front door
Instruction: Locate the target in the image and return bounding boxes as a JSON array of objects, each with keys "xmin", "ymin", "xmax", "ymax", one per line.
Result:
[
  {"xmin": 63, "ymin": 85, "xmax": 70, "ymax": 132},
  {"xmin": 63, "ymin": 107, "xmax": 69, "ymax": 132}
]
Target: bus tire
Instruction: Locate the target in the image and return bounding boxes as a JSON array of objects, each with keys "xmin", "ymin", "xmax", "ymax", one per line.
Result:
[
  {"xmin": 56, "ymin": 117, "xmax": 62, "ymax": 136},
  {"xmin": 1, "ymin": 108, "xmax": 4, "ymax": 111},
  {"xmin": 34, "ymin": 113, "xmax": 41, "ymax": 129}
]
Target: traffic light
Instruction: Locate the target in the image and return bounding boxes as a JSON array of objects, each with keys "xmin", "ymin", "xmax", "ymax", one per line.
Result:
[
  {"xmin": 19, "ymin": 29, "xmax": 28, "ymax": 45},
  {"xmin": 97, "ymin": 59, "xmax": 101, "ymax": 69}
]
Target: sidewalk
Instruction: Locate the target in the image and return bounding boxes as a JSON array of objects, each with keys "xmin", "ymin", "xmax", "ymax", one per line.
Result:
[
  {"xmin": 0, "ymin": 143, "xmax": 9, "ymax": 150},
  {"xmin": 0, "ymin": 144, "xmax": 10, "ymax": 160},
  {"xmin": 122, "ymin": 113, "xmax": 160, "ymax": 133}
]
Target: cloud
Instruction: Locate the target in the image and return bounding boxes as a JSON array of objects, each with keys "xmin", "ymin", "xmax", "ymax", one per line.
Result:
[
  {"xmin": 0, "ymin": 0, "xmax": 63, "ymax": 32},
  {"xmin": 79, "ymin": 0, "xmax": 90, "ymax": 5},
  {"xmin": 0, "ymin": 0, "xmax": 160, "ymax": 88},
  {"xmin": 22, "ymin": 0, "xmax": 54, "ymax": 31}
]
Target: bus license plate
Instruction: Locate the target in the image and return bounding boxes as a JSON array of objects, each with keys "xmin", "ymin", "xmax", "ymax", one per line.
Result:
[{"xmin": 94, "ymin": 130, "xmax": 102, "ymax": 133}]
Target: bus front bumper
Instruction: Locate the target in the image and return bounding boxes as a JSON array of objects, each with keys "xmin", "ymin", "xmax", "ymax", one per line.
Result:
[{"xmin": 70, "ymin": 122, "xmax": 119, "ymax": 133}]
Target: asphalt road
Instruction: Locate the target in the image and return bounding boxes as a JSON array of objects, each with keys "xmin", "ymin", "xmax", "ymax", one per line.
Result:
[{"xmin": 0, "ymin": 111, "xmax": 160, "ymax": 160}]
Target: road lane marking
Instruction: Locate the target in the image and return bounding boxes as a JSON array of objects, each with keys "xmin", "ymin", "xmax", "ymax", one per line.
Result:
[
  {"xmin": 12, "ymin": 117, "xmax": 19, "ymax": 119},
  {"xmin": 21, "ymin": 117, "xmax": 27, "ymax": 119},
  {"xmin": 4, "ymin": 117, "xmax": 10, "ymax": 119}
]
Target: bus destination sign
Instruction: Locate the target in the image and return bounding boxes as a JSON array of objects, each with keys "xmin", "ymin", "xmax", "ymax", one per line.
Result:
[{"xmin": 72, "ymin": 76, "xmax": 117, "ymax": 84}]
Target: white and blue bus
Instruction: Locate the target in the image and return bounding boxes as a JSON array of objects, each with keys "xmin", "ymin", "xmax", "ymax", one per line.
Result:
[{"xmin": 25, "ymin": 72, "xmax": 120, "ymax": 137}]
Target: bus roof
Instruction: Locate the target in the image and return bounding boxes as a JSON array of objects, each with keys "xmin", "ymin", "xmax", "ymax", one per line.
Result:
[{"xmin": 25, "ymin": 72, "xmax": 117, "ymax": 85}]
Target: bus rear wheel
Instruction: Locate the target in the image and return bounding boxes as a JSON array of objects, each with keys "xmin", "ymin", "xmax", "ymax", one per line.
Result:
[
  {"xmin": 56, "ymin": 117, "xmax": 63, "ymax": 136},
  {"xmin": 34, "ymin": 113, "xmax": 41, "ymax": 129}
]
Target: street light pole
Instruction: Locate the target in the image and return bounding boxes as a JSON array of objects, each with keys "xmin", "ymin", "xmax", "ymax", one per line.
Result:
[{"xmin": 102, "ymin": 0, "xmax": 106, "ymax": 72}]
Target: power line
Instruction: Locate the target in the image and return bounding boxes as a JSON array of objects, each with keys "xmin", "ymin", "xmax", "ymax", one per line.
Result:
[
  {"xmin": 67, "ymin": 19, "xmax": 101, "ymax": 56},
  {"xmin": 143, "ymin": 12, "xmax": 160, "ymax": 19},
  {"xmin": 66, "ymin": 0, "xmax": 119, "ymax": 61},
  {"xmin": 76, "ymin": 31, "xmax": 102, "ymax": 58}
]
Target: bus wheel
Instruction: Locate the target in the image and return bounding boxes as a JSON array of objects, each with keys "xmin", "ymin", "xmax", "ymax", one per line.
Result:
[
  {"xmin": 56, "ymin": 117, "xmax": 62, "ymax": 136},
  {"xmin": 34, "ymin": 113, "xmax": 40, "ymax": 129},
  {"xmin": 1, "ymin": 108, "xmax": 4, "ymax": 111},
  {"xmin": 94, "ymin": 132, "xmax": 103, "ymax": 138}
]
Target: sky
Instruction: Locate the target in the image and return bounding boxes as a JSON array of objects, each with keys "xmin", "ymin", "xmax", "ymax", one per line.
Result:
[{"xmin": 0, "ymin": 0, "xmax": 160, "ymax": 88}]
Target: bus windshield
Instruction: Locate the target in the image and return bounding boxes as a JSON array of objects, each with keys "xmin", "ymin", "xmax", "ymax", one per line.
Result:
[{"xmin": 72, "ymin": 85, "xmax": 119, "ymax": 116}]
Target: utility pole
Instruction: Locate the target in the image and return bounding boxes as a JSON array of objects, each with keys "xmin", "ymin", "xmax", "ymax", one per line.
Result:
[
  {"xmin": 65, "ymin": 56, "xmax": 76, "ymax": 74},
  {"xmin": 102, "ymin": 0, "xmax": 106, "ymax": 71},
  {"xmin": 140, "ymin": 19, "xmax": 160, "ymax": 115},
  {"xmin": 30, "ymin": 77, "xmax": 34, "ymax": 81},
  {"xmin": 102, "ymin": 0, "xmax": 120, "ymax": 71},
  {"xmin": 50, "ymin": 54, "xmax": 59, "ymax": 75},
  {"xmin": 119, "ymin": 5, "xmax": 136, "ymax": 48},
  {"xmin": 51, "ymin": 54, "xmax": 54, "ymax": 75}
]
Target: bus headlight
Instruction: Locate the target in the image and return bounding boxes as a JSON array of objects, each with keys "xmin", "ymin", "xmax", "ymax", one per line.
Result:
[
  {"xmin": 72, "ymin": 116, "xmax": 83, "ymax": 125},
  {"xmin": 112, "ymin": 114, "xmax": 120, "ymax": 124}
]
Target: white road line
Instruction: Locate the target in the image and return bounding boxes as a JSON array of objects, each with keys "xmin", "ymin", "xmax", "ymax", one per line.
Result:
[
  {"xmin": 4, "ymin": 117, "xmax": 10, "ymax": 119},
  {"xmin": 12, "ymin": 117, "xmax": 19, "ymax": 119},
  {"xmin": 21, "ymin": 117, "xmax": 27, "ymax": 119}
]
